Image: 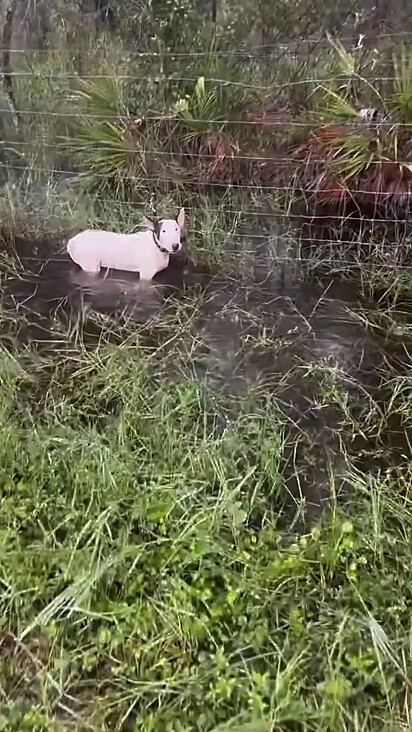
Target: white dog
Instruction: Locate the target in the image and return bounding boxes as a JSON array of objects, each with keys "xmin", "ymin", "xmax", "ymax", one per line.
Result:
[{"xmin": 67, "ymin": 208, "xmax": 185, "ymax": 281}]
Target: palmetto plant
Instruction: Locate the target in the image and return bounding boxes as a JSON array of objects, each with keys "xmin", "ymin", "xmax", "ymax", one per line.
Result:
[
  {"xmin": 172, "ymin": 75, "xmax": 256, "ymax": 134},
  {"xmin": 391, "ymin": 47, "xmax": 412, "ymax": 124},
  {"xmin": 59, "ymin": 36, "xmax": 411, "ymax": 210},
  {"xmin": 294, "ymin": 42, "xmax": 412, "ymax": 219},
  {"xmin": 60, "ymin": 78, "xmax": 143, "ymax": 197},
  {"xmin": 170, "ymin": 71, "xmax": 258, "ymax": 184},
  {"xmin": 173, "ymin": 76, "xmax": 225, "ymax": 137},
  {"xmin": 61, "ymin": 58, "xmax": 257, "ymax": 194}
]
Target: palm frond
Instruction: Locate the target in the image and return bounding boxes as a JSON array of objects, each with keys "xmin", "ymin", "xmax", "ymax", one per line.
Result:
[
  {"xmin": 325, "ymin": 33, "xmax": 357, "ymax": 76},
  {"xmin": 60, "ymin": 78, "xmax": 139, "ymax": 195},
  {"xmin": 329, "ymin": 134, "xmax": 374, "ymax": 179},
  {"xmin": 391, "ymin": 48, "xmax": 412, "ymax": 123},
  {"xmin": 312, "ymin": 86, "xmax": 359, "ymax": 121},
  {"xmin": 67, "ymin": 77, "xmax": 127, "ymax": 118},
  {"xmin": 172, "ymin": 76, "xmax": 224, "ymax": 136}
]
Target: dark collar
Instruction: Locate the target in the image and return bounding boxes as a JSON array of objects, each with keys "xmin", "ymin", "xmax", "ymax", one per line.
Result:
[{"xmin": 152, "ymin": 232, "xmax": 169, "ymax": 254}]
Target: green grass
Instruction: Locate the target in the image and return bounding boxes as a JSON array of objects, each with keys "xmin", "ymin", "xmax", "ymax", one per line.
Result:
[
  {"xmin": 0, "ymin": 15, "xmax": 410, "ymax": 732},
  {"xmin": 0, "ymin": 311, "xmax": 410, "ymax": 731}
]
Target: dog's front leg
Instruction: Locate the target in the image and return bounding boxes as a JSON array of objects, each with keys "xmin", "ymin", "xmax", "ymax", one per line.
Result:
[{"xmin": 138, "ymin": 266, "xmax": 158, "ymax": 281}]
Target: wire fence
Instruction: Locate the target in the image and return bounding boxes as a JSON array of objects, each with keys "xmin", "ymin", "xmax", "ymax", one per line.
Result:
[
  {"xmin": 0, "ymin": 73, "xmax": 408, "ymax": 90},
  {"xmin": 0, "ymin": 43, "xmax": 410, "ymax": 266},
  {"xmin": 1, "ymin": 108, "xmax": 411, "ymax": 125},
  {"xmin": 2, "ymin": 178, "xmax": 408, "ymax": 227},
  {"xmin": 1, "ymin": 30, "xmax": 412, "ymax": 56},
  {"xmin": 2, "ymin": 160, "xmax": 411, "ymax": 200},
  {"xmin": 15, "ymin": 254, "xmax": 412, "ymax": 271}
]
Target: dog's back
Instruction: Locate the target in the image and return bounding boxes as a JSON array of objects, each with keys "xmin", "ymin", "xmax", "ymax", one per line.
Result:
[{"xmin": 67, "ymin": 229, "xmax": 160, "ymax": 274}]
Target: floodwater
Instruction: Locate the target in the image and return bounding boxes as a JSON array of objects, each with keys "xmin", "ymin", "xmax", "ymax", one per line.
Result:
[{"xmin": 1, "ymin": 233, "xmax": 410, "ymax": 525}]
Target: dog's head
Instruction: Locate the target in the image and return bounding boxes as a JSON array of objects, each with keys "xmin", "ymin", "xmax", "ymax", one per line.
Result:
[{"xmin": 142, "ymin": 208, "xmax": 185, "ymax": 254}]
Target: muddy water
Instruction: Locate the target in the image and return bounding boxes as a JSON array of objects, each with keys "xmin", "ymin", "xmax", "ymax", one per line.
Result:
[{"xmin": 1, "ymin": 234, "xmax": 410, "ymax": 524}]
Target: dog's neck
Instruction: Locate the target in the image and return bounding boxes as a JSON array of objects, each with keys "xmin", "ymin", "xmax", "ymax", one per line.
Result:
[{"xmin": 152, "ymin": 231, "xmax": 169, "ymax": 255}]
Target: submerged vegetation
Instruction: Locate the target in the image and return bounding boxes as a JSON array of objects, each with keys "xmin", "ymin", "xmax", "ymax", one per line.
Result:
[{"xmin": 0, "ymin": 0, "xmax": 410, "ymax": 730}]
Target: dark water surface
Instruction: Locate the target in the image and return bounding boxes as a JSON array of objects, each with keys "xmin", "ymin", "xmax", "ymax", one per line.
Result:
[{"xmin": 1, "ymin": 234, "xmax": 409, "ymax": 523}]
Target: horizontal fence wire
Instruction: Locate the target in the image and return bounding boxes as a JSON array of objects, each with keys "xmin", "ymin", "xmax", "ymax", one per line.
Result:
[
  {"xmin": 0, "ymin": 157, "xmax": 405, "ymax": 196},
  {"xmin": 1, "ymin": 162, "xmax": 411, "ymax": 200},
  {"xmin": 3, "ymin": 200, "xmax": 409, "ymax": 247},
  {"xmin": 1, "ymin": 109, "xmax": 410, "ymax": 127},
  {"xmin": 0, "ymin": 73, "xmax": 405, "ymax": 88},
  {"xmin": 9, "ymin": 250, "xmax": 410, "ymax": 275},
  {"xmin": 2, "ymin": 138, "xmax": 412, "ymax": 169},
  {"xmin": 4, "ymin": 191, "xmax": 408, "ymax": 227},
  {"xmin": 1, "ymin": 31, "xmax": 411, "ymax": 56},
  {"xmin": 14, "ymin": 255, "xmax": 411, "ymax": 271},
  {"xmin": 1, "ymin": 184, "xmax": 408, "ymax": 228},
  {"xmin": 13, "ymin": 233, "xmax": 409, "ymax": 248}
]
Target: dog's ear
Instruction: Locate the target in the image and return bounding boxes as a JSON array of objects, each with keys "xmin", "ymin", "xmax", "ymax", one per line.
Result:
[
  {"xmin": 142, "ymin": 215, "xmax": 155, "ymax": 231},
  {"xmin": 176, "ymin": 208, "xmax": 185, "ymax": 231}
]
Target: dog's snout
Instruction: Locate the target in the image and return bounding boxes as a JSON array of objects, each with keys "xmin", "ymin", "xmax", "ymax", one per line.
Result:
[{"xmin": 172, "ymin": 243, "xmax": 179, "ymax": 252}]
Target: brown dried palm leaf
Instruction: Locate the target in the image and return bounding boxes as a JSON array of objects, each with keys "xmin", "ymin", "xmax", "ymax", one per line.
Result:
[
  {"xmin": 291, "ymin": 123, "xmax": 412, "ymax": 218},
  {"xmin": 293, "ymin": 125, "xmax": 345, "ymax": 174},
  {"xmin": 126, "ymin": 115, "xmax": 176, "ymax": 149},
  {"xmin": 253, "ymin": 149, "xmax": 294, "ymax": 185},
  {"xmin": 292, "ymin": 124, "xmax": 353, "ymax": 208},
  {"xmin": 306, "ymin": 172, "xmax": 351, "ymax": 208},
  {"xmin": 357, "ymin": 162, "xmax": 412, "ymax": 218},
  {"xmin": 245, "ymin": 108, "xmax": 293, "ymax": 139},
  {"xmin": 183, "ymin": 132, "xmax": 247, "ymax": 185}
]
